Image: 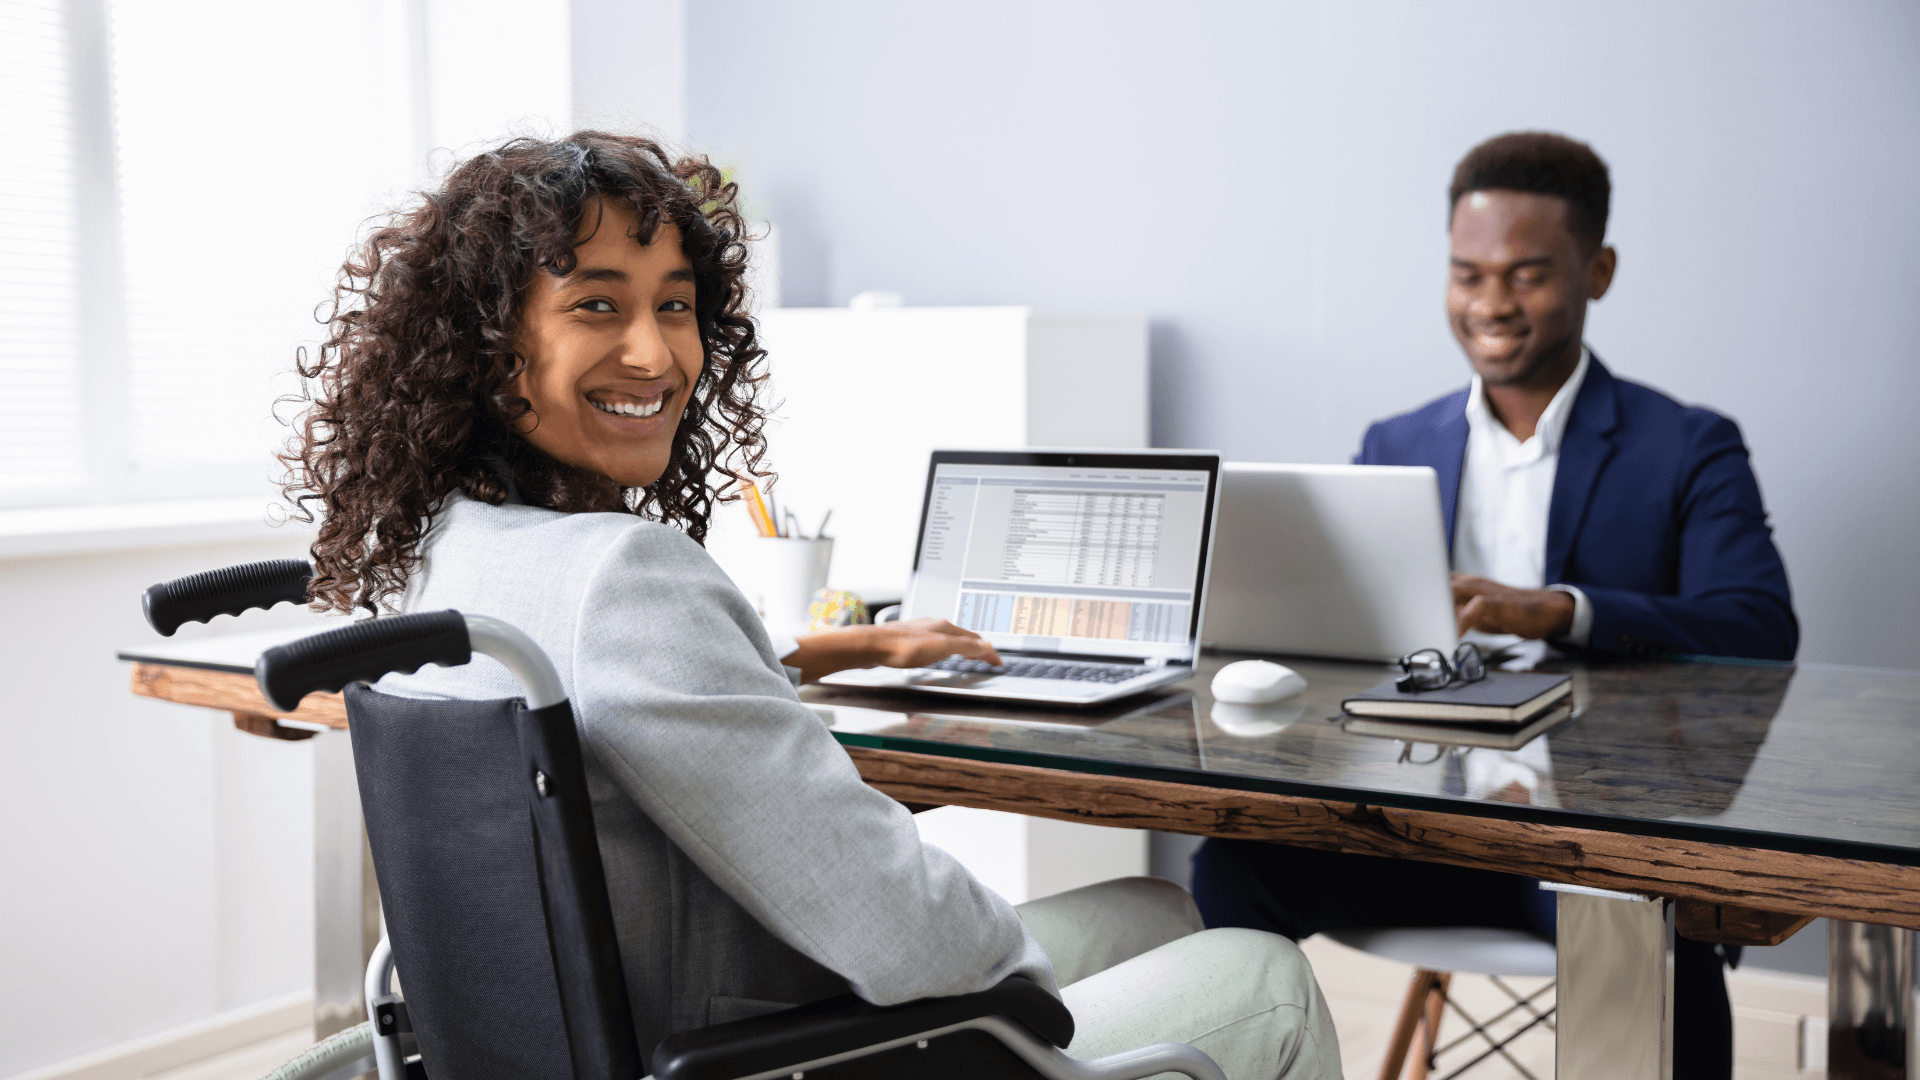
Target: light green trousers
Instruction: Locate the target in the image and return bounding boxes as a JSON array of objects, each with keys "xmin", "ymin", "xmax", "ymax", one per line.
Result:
[{"xmin": 1017, "ymin": 877, "xmax": 1343, "ymax": 1080}]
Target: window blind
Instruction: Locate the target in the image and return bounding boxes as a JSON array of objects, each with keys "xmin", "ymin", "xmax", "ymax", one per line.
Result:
[
  {"xmin": 0, "ymin": 0, "xmax": 570, "ymax": 509},
  {"xmin": 0, "ymin": 0, "xmax": 85, "ymax": 497},
  {"xmin": 110, "ymin": 0, "xmax": 407, "ymax": 493}
]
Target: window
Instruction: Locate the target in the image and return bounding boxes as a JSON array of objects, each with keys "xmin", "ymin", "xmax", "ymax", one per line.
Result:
[
  {"xmin": 0, "ymin": 0, "xmax": 86, "ymax": 501},
  {"xmin": 0, "ymin": 0, "xmax": 572, "ymax": 511}
]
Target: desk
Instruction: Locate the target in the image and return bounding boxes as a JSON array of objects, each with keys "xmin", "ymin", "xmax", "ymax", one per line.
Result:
[{"xmin": 121, "ymin": 637, "xmax": 1920, "ymax": 1078}]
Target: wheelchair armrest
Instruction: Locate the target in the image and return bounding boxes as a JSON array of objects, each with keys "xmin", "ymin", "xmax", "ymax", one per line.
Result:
[{"xmin": 650, "ymin": 975, "xmax": 1072, "ymax": 1080}]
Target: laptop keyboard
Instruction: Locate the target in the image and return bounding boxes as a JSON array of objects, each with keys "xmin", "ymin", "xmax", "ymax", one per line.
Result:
[{"xmin": 925, "ymin": 656, "xmax": 1148, "ymax": 684}]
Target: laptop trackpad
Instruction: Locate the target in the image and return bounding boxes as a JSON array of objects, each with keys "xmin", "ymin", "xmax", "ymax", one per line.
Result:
[{"xmin": 907, "ymin": 670, "xmax": 996, "ymax": 688}]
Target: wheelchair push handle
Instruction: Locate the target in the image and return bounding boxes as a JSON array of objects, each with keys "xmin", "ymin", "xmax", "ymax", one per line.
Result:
[
  {"xmin": 143, "ymin": 558, "xmax": 313, "ymax": 636},
  {"xmin": 256, "ymin": 610, "xmax": 472, "ymax": 711}
]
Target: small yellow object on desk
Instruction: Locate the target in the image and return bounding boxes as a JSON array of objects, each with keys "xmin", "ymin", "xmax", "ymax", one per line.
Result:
[{"xmin": 807, "ymin": 589, "xmax": 868, "ymax": 631}]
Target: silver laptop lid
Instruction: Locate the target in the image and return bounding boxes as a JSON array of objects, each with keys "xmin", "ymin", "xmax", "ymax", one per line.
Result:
[
  {"xmin": 1202, "ymin": 462, "xmax": 1457, "ymax": 662},
  {"xmin": 903, "ymin": 450, "xmax": 1222, "ymax": 664}
]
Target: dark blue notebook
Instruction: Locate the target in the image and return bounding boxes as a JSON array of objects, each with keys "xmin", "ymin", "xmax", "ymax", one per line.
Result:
[{"xmin": 1340, "ymin": 672, "xmax": 1571, "ymax": 724}]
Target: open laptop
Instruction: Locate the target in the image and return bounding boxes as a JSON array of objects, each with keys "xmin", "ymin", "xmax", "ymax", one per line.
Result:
[
  {"xmin": 820, "ymin": 449, "xmax": 1221, "ymax": 706},
  {"xmin": 1200, "ymin": 462, "xmax": 1457, "ymax": 662}
]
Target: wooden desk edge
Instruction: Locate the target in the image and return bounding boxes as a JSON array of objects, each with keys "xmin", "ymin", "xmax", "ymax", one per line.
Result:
[
  {"xmin": 846, "ymin": 746, "xmax": 1920, "ymax": 935},
  {"xmin": 127, "ymin": 664, "xmax": 1914, "ymax": 936},
  {"xmin": 131, "ymin": 663, "xmax": 348, "ymax": 729}
]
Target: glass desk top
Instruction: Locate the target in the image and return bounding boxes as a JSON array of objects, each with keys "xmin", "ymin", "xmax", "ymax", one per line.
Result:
[
  {"xmin": 121, "ymin": 627, "xmax": 1920, "ymax": 866},
  {"xmin": 802, "ymin": 652, "xmax": 1920, "ymax": 867}
]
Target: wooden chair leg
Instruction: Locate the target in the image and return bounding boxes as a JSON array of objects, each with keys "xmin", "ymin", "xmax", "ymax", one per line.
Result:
[
  {"xmin": 1378, "ymin": 969, "xmax": 1443, "ymax": 1080},
  {"xmin": 1407, "ymin": 971, "xmax": 1452, "ymax": 1080}
]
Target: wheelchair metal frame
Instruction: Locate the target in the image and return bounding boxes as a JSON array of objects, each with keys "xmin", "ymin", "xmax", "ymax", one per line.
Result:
[{"xmin": 147, "ymin": 562, "xmax": 1228, "ymax": 1080}]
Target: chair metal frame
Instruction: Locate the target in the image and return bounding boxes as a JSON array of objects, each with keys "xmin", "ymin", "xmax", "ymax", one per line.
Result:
[{"xmin": 1379, "ymin": 969, "xmax": 1556, "ymax": 1080}]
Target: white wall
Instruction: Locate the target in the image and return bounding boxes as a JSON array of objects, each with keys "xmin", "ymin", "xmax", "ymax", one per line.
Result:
[
  {"xmin": 571, "ymin": 0, "xmax": 686, "ymax": 143},
  {"xmin": 0, "ymin": 534, "xmax": 316, "ymax": 1076},
  {"xmin": 423, "ymin": 0, "xmax": 572, "ymax": 158},
  {"xmin": 682, "ymin": 0, "xmax": 1920, "ymax": 669}
]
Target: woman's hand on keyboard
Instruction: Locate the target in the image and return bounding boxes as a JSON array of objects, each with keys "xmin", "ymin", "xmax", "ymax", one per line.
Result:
[
  {"xmin": 867, "ymin": 619, "xmax": 1003, "ymax": 671},
  {"xmin": 784, "ymin": 619, "xmax": 1001, "ymax": 684}
]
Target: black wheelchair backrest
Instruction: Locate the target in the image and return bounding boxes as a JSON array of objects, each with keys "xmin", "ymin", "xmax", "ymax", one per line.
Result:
[
  {"xmin": 346, "ymin": 682, "xmax": 637, "ymax": 1080},
  {"xmin": 141, "ymin": 563, "xmax": 640, "ymax": 1080},
  {"xmin": 264, "ymin": 614, "xmax": 642, "ymax": 1080}
]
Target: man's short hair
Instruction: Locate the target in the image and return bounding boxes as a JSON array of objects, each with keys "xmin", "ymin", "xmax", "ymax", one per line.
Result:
[{"xmin": 1449, "ymin": 132, "xmax": 1610, "ymax": 250}]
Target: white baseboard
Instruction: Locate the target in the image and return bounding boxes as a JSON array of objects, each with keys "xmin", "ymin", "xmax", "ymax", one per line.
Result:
[
  {"xmin": 1729, "ymin": 967, "xmax": 1828, "ymax": 1077},
  {"xmin": 3, "ymin": 992, "xmax": 312, "ymax": 1080}
]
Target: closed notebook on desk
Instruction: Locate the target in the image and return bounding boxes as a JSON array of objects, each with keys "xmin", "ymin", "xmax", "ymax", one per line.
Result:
[
  {"xmin": 1341, "ymin": 673, "xmax": 1571, "ymax": 724},
  {"xmin": 1342, "ymin": 701, "xmax": 1575, "ymax": 750}
]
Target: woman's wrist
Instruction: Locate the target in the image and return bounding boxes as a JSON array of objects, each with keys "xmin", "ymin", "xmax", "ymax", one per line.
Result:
[
  {"xmin": 786, "ymin": 626, "xmax": 882, "ymax": 683},
  {"xmin": 785, "ymin": 620, "xmax": 998, "ymax": 683}
]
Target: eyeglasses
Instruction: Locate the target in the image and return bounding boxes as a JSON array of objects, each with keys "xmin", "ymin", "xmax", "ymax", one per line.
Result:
[{"xmin": 1395, "ymin": 642, "xmax": 1488, "ymax": 693}]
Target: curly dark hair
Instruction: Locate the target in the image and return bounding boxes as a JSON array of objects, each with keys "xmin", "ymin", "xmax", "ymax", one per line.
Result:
[
  {"xmin": 1449, "ymin": 131, "xmax": 1611, "ymax": 250},
  {"xmin": 282, "ymin": 132, "xmax": 771, "ymax": 614}
]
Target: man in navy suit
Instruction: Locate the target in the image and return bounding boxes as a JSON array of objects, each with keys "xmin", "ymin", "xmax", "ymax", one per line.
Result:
[
  {"xmin": 1193, "ymin": 133, "xmax": 1796, "ymax": 1079},
  {"xmin": 1360, "ymin": 139, "xmax": 1795, "ymax": 661}
]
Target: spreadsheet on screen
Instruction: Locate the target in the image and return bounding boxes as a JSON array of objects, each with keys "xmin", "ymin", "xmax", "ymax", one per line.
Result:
[{"xmin": 905, "ymin": 462, "xmax": 1211, "ymax": 661}]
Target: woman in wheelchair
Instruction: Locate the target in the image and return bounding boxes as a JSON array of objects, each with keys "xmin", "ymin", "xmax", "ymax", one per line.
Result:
[{"xmin": 282, "ymin": 131, "xmax": 1338, "ymax": 1079}]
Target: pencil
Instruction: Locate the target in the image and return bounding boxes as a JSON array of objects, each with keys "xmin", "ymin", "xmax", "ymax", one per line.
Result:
[{"xmin": 744, "ymin": 483, "xmax": 777, "ymax": 537}]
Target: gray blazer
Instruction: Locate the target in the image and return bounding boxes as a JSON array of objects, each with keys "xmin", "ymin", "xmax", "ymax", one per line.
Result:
[{"xmin": 378, "ymin": 492, "xmax": 1053, "ymax": 1058}]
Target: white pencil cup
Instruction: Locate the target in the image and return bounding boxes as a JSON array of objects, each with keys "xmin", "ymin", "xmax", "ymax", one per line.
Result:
[{"xmin": 749, "ymin": 537, "xmax": 835, "ymax": 633}]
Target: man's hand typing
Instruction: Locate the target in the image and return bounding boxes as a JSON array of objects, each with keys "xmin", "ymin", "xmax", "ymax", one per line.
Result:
[{"xmin": 1451, "ymin": 573, "xmax": 1576, "ymax": 640}]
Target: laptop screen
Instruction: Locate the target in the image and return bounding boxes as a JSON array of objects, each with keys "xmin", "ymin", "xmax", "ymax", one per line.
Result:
[{"xmin": 904, "ymin": 451, "xmax": 1219, "ymax": 663}]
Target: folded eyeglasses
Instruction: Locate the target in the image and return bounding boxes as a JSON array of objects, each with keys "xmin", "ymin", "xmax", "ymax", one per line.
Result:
[{"xmin": 1395, "ymin": 642, "xmax": 1488, "ymax": 693}]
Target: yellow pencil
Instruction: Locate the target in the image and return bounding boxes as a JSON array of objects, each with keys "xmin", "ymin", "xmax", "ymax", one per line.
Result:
[{"xmin": 744, "ymin": 483, "xmax": 777, "ymax": 537}]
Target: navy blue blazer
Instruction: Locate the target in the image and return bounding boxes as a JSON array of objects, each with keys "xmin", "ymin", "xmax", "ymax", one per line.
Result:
[{"xmin": 1355, "ymin": 356, "xmax": 1798, "ymax": 660}]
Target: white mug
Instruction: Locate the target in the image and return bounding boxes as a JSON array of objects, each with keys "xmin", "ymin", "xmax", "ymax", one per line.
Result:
[{"xmin": 752, "ymin": 537, "xmax": 834, "ymax": 633}]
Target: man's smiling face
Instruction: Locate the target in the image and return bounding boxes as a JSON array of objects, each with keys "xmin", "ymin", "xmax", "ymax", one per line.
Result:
[{"xmin": 1446, "ymin": 189, "xmax": 1612, "ymax": 388}]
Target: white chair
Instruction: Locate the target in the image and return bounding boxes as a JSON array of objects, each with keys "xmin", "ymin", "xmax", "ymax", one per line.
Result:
[{"xmin": 1323, "ymin": 927, "xmax": 1557, "ymax": 1080}]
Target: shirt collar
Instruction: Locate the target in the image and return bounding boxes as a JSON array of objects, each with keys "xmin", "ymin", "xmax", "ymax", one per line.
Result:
[{"xmin": 1463, "ymin": 346, "xmax": 1591, "ymax": 454}]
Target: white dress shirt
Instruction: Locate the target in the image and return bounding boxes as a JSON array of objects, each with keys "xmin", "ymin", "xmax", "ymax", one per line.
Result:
[{"xmin": 1452, "ymin": 348, "xmax": 1594, "ymax": 647}]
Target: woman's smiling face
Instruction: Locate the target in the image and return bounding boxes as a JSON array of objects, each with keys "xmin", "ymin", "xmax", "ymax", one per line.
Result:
[{"xmin": 511, "ymin": 198, "xmax": 703, "ymax": 489}]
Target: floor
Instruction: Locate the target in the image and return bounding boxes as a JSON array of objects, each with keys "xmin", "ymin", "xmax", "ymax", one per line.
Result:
[
  {"xmin": 1303, "ymin": 935, "xmax": 1833, "ymax": 1080},
  {"xmin": 137, "ymin": 940, "xmax": 1826, "ymax": 1080},
  {"xmin": 138, "ymin": 1029, "xmax": 316, "ymax": 1080}
]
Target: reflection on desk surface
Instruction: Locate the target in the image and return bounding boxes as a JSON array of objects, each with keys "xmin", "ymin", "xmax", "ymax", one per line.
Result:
[
  {"xmin": 124, "ymin": 626, "xmax": 1920, "ymax": 864},
  {"xmin": 804, "ymin": 652, "xmax": 1920, "ymax": 864}
]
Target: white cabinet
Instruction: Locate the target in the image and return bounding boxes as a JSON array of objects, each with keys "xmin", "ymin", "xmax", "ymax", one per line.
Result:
[
  {"xmin": 706, "ymin": 306, "xmax": 1155, "ymax": 904},
  {"xmin": 710, "ymin": 307, "xmax": 1149, "ymax": 600},
  {"xmin": 913, "ymin": 806, "xmax": 1149, "ymax": 905}
]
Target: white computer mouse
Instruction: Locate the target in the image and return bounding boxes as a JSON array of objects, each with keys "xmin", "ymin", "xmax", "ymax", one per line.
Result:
[
  {"xmin": 1210, "ymin": 659, "xmax": 1308, "ymax": 704},
  {"xmin": 1210, "ymin": 700, "xmax": 1308, "ymax": 737}
]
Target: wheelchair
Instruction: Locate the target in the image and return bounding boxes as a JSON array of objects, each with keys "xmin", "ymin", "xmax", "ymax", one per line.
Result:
[{"xmin": 143, "ymin": 560, "xmax": 1228, "ymax": 1080}]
